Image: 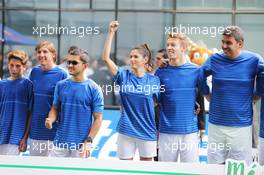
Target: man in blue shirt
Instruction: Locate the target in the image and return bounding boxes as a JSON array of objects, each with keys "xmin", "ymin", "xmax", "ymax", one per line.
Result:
[
  {"xmin": 0, "ymin": 50, "xmax": 33, "ymax": 155},
  {"xmin": 155, "ymin": 33, "xmax": 201, "ymax": 162},
  {"xmin": 200, "ymin": 26, "xmax": 264, "ymax": 164},
  {"xmin": 255, "ymin": 69, "xmax": 264, "ymax": 165},
  {"xmin": 45, "ymin": 47, "xmax": 104, "ymax": 158},
  {"xmin": 29, "ymin": 41, "xmax": 68, "ymax": 156}
]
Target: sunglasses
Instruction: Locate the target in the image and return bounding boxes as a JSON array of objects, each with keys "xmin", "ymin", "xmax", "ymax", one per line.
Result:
[{"xmin": 67, "ymin": 60, "xmax": 80, "ymax": 66}]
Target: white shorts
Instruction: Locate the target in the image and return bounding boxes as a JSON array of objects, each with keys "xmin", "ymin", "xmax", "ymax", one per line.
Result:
[
  {"xmin": 117, "ymin": 133, "xmax": 157, "ymax": 159},
  {"xmin": 208, "ymin": 123, "xmax": 252, "ymax": 165},
  {"xmin": 50, "ymin": 145, "xmax": 82, "ymax": 158},
  {"xmin": 158, "ymin": 132, "xmax": 199, "ymax": 162},
  {"xmin": 29, "ymin": 139, "xmax": 52, "ymax": 156},
  {"xmin": 0, "ymin": 144, "xmax": 19, "ymax": 155},
  {"xmin": 258, "ymin": 137, "xmax": 264, "ymax": 165}
]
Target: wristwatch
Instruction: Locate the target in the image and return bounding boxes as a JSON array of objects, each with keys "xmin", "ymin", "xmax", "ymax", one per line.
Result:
[{"xmin": 85, "ymin": 136, "xmax": 93, "ymax": 143}]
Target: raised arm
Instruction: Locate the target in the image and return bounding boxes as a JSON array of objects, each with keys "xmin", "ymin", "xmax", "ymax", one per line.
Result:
[{"xmin": 102, "ymin": 21, "xmax": 119, "ymax": 76}]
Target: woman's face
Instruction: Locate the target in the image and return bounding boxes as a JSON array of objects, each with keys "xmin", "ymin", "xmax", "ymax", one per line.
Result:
[{"xmin": 129, "ymin": 49, "xmax": 147, "ymax": 70}]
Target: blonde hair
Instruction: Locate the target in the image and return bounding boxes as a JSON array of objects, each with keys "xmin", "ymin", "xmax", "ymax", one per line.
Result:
[
  {"xmin": 35, "ymin": 41, "xmax": 57, "ymax": 62},
  {"xmin": 167, "ymin": 32, "xmax": 191, "ymax": 50},
  {"xmin": 7, "ymin": 50, "xmax": 29, "ymax": 65}
]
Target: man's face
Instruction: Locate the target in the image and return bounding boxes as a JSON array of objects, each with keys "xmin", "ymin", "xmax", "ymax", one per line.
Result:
[
  {"xmin": 166, "ymin": 38, "xmax": 185, "ymax": 65},
  {"xmin": 66, "ymin": 55, "xmax": 86, "ymax": 76},
  {"xmin": 8, "ymin": 59, "xmax": 26, "ymax": 79},
  {"xmin": 221, "ymin": 35, "xmax": 243, "ymax": 59},
  {"xmin": 36, "ymin": 47, "xmax": 55, "ymax": 67}
]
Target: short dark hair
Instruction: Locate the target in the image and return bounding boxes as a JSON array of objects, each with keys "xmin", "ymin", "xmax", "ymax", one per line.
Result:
[
  {"xmin": 67, "ymin": 46, "xmax": 78, "ymax": 54},
  {"xmin": 222, "ymin": 26, "xmax": 244, "ymax": 43},
  {"xmin": 68, "ymin": 47, "xmax": 90, "ymax": 63},
  {"xmin": 157, "ymin": 49, "xmax": 168, "ymax": 60}
]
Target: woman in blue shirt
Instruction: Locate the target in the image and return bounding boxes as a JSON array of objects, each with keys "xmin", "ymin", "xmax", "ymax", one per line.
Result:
[{"xmin": 102, "ymin": 21, "xmax": 160, "ymax": 161}]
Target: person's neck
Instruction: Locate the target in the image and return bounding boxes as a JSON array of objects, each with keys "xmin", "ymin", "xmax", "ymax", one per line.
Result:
[
  {"xmin": 9, "ymin": 76, "xmax": 22, "ymax": 80},
  {"xmin": 71, "ymin": 73, "xmax": 87, "ymax": 82},
  {"xmin": 132, "ymin": 67, "xmax": 146, "ymax": 77},
  {"xmin": 169, "ymin": 55, "xmax": 186, "ymax": 66},
  {"xmin": 228, "ymin": 50, "xmax": 241, "ymax": 60},
  {"xmin": 41, "ymin": 63, "xmax": 55, "ymax": 71}
]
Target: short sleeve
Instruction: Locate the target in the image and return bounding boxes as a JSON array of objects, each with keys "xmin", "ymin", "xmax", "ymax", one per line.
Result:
[
  {"xmin": 52, "ymin": 82, "xmax": 61, "ymax": 108},
  {"xmin": 255, "ymin": 55, "xmax": 264, "ymax": 96},
  {"xmin": 113, "ymin": 68, "xmax": 128, "ymax": 85},
  {"xmin": 92, "ymin": 85, "xmax": 104, "ymax": 113}
]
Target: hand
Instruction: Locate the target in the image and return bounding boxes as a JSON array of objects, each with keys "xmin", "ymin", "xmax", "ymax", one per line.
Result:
[
  {"xmin": 109, "ymin": 21, "xmax": 119, "ymax": 33},
  {"xmin": 45, "ymin": 118, "xmax": 53, "ymax": 129},
  {"xmin": 160, "ymin": 59, "xmax": 169, "ymax": 68},
  {"xmin": 80, "ymin": 141, "xmax": 92, "ymax": 158},
  {"xmin": 19, "ymin": 138, "xmax": 27, "ymax": 152}
]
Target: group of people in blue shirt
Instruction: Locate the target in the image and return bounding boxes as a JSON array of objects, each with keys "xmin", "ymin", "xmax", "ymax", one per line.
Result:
[{"xmin": 1, "ymin": 21, "xmax": 264, "ymax": 165}]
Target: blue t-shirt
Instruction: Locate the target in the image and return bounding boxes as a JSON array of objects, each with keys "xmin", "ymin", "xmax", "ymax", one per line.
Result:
[
  {"xmin": 200, "ymin": 51, "xmax": 264, "ymax": 127},
  {"xmin": 256, "ymin": 71, "xmax": 264, "ymax": 138},
  {"xmin": 114, "ymin": 69, "xmax": 160, "ymax": 141},
  {"xmin": 53, "ymin": 78, "xmax": 104, "ymax": 149},
  {"xmin": 155, "ymin": 63, "xmax": 200, "ymax": 134},
  {"xmin": 0, "ymin": 78, "xmax": 33, "ymax": 145},
  {"xmin": 29, "ymin": 66, "xmax": 68, "ymax": 140}
]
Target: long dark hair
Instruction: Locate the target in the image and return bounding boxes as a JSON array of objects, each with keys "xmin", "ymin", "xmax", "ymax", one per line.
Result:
[{"xmin": 132, "ymin": 43, "xmax": 153, "ymax": 72}]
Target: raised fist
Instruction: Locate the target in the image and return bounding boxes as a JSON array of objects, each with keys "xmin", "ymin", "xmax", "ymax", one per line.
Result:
[{"xmin": 109, "ymin": 21, "xmax": 119, "ymax": 33}]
